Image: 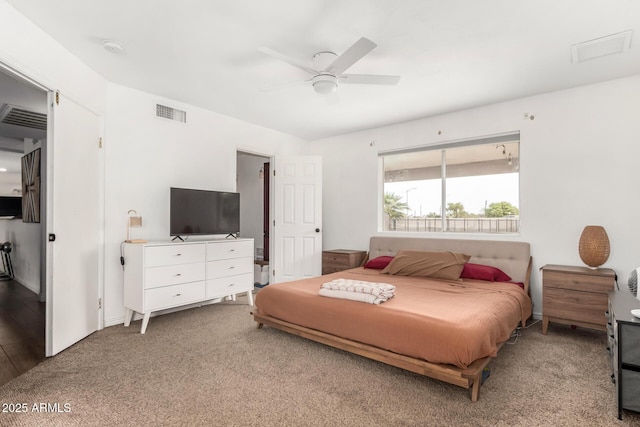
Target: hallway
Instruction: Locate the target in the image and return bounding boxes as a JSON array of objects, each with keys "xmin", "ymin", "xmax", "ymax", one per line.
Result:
[{"xmin": 0, "ymin": 280, "xmax": 44, "ymax": 386}]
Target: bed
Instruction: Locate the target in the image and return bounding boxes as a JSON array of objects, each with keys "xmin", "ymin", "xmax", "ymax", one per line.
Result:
[{"xmin": 252, "ymin": 236, "xmax": 532, "ymax": 401}]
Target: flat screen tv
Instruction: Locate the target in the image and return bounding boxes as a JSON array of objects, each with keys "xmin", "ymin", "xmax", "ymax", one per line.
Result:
[
  {"xmin": 170, "ymin": 188, "xmax": 240, "ymax": 238},
  {"xmin": 0, "ymin": 196, "xmax": 22, "ymax": 218}
]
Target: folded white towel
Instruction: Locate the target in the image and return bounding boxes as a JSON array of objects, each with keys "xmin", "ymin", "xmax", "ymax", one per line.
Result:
[
  {"xmin": 320, "ymin": 278, "xmax": 396, "ymax": 303},
  {"xmin": 319, "ymin": 288, "xmax": 386, "ymax": 305}
]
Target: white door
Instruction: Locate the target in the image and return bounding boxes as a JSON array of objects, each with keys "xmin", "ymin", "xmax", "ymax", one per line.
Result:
[
  {"xmin": 271, "ymin": 156, "xmax": 322, "ymax": 283},
  {"xmin": 45, "ymin": 92, "xmax": 101, "ymax": 356}
]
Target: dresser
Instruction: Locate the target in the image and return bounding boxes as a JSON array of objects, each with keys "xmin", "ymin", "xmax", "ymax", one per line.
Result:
[
  {"xmin": 541, "ymin": 264, "xmax": 616, "ymax": 334},
  {"xmin": 123, "ymin": 238, "xmax": 253, "ymax": 333},
  {"xmin": 322, "ymin": 249, "xmax": 367, "ymax": 274},
  {"xmin": 607, "ymin": 290, "xmax": 640, "ymax": 420}
]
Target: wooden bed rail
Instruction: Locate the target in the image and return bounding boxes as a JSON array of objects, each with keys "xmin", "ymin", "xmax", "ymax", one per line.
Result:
[{"xmin": 252, "ymin": 311, "xmax": 503, "ymax": 402}]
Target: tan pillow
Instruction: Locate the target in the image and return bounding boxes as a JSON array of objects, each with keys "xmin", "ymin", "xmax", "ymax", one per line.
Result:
[{"xmin": 381, "ymin": 250, "xmax": 471, "ymax": 280}]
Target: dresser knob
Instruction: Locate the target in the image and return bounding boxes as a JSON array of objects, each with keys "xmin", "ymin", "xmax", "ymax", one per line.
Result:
[{"xmin": 176, "ymin": 293, "xmax": 181, "ymax": 297}]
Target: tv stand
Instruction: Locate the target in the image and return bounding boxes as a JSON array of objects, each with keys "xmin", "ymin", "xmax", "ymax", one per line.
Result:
[
  {"xmin": 225, "ymin": 233, "xmax": 237, "ymax": 239},
  {"xmin": 123, "ymin": 238, "xmax": 254, "ymax": 333},
  {"xmin": 171, "ymin": 235, "xmax": 184, "ymax": 242}
]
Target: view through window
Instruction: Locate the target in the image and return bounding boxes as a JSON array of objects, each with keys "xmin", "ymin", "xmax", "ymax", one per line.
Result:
[{"xmin": 382, "ymin": 133, "xmax": 520, "ymax": 233}]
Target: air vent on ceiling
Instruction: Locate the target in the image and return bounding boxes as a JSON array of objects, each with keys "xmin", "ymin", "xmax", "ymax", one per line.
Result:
[
  {"xmin": 571, "ymin": 30, "xmax": 632, "ymax": 63},
  {"xmin": 0, "ymin": 104, "xmax": 47, "ymax": 130},
  {"xmin": 156, "ymin": 103, "xmax": 187, "ymax": 123}
]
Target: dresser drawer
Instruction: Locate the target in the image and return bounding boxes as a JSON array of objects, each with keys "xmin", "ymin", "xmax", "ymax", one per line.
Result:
[
  {"xmin": 207, "ymin": 240, "xmax": 253, "ymax": 261},
  {"xmin": 543, "ymin": 270, "xmax": 612, "ymax": 294},
  {"xmin": 544, "ymin": 287, "xmax": 608, "ymax": 326},
  {"xmin": 322, "ymin": 250, "xmax": 367, "ymax": 275},
  {"xmin": 323, "ymin": 265, "xmax": 351, "ymax": 275},
  {"xmin": 207, "ymin": 257, "xmax": 253, "ymax": 279},
  {"xmin": 620, "ymin": 324, "xmax": 640, "ymax": 367},
  {"xmin": 322, "ymin": 253, "xmax": 353, "ymax": 267},
  {"xmin": 206, "ymin": 273, "xmax": 253, "ymax": 299},
  {"xmin": 144, "ymin": 262, "xmax": 205, "ymax": 289},
  {"xmin": 145, "ymin": 244, "xmax": 205, "ymax": 267},
  {"xmin": 144, "ymin": 281, "xmax": 205, "ymax": 311},
  {"xmin": 622, "ymin": 369, "xmax": 640, "ymax": 412}
]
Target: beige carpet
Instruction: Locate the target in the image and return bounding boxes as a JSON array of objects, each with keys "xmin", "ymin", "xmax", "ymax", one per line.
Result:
[{"xmin": 0, "ymin": 297, "xmax": 637, "ymax": 427}]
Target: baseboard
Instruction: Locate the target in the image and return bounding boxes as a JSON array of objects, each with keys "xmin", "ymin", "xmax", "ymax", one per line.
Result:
[{"xmin": 11, "ymin": 276, "xmax": 39, "ymax": 295}]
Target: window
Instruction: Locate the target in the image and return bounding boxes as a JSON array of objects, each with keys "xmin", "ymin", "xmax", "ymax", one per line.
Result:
[{"xmin": 381, "ymin": 132, "xmax": 519, "ymax": 233}]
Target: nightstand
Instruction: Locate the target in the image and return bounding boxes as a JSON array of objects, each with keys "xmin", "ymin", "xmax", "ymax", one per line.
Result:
[
  {"xmin": 322, "ymin": 249, "xmax": 367, "ymax": 275},
  {"xmin": 541, "ymin": 264, "xmax": 616, "ymax": 334}
]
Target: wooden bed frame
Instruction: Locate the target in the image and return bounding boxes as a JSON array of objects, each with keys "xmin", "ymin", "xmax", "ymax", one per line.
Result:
[{"xmin": 252, "ymin": 236, "xmax": 532, "ymax": 402}]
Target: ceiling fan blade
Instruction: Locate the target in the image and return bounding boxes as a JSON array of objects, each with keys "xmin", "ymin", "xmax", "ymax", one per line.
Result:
[
  {"xmin": 324, "ymin": 37, "xmax": 377, "ymax": 75},
  {"xmin": 258, "ymin": 46, "xmax": 319, "ymax": 75},
  {"xmin": 339, "ymin": 74, "xmax": 401, "ymax": 85}
]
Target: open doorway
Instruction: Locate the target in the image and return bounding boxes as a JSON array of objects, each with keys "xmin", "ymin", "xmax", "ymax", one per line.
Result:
[
  {"xmin": 0, "ymin": 67, "xmax": 47, "ymax": 385},
  {"xmin": 236, "ymin": 151, "xmax": 270, "ymax": 289}
]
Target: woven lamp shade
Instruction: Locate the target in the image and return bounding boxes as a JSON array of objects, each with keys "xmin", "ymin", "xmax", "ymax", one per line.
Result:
[{"xmin": 578, "ymin": 225, "xmax": 610, "ymax": 268}]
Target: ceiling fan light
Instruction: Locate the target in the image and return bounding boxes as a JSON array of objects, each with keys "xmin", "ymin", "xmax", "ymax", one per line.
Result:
[
  {"xmin": 313, "ymin": 80, "xmax": 337, "ymax": 94},
  {"xmin": 312, "ymin": 74, "xmax": 338, "ymax": 95}
]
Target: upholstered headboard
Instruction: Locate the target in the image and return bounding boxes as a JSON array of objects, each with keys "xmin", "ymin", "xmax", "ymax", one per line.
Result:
[{"xmin": 368, "ymin": 236, "xmax": 532, "ymax": 291}]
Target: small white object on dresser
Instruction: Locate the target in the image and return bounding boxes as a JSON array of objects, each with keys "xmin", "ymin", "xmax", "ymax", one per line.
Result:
[{"xmin": 123, "ymin": 238, "xmax": 254, "ymax": 333}]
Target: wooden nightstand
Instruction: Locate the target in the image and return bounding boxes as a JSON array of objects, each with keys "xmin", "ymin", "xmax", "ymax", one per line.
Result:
[
  {"xmin": 541, "ymin": 264, "xmax": 616, "ymax": 334},
  {"xmin": 322, "ymin": 249, "xmax": 367, "ymax": 275}
]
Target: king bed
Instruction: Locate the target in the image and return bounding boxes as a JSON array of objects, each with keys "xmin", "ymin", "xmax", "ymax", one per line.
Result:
[{"xmin": 252, "ymin": 236, "xmax": 532, "ymax": 401}]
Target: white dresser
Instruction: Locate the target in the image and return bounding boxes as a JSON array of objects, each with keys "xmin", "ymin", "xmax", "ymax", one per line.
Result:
[{"xmin": 123, "ymin": 238, "xmax": 254, "ymax": 333}]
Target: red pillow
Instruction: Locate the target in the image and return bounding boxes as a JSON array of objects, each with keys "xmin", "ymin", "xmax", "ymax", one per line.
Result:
[
  {"xmin": 460, "ymin": 263, "xmax": 512, "ymax": 282},
  {"xmin": 364, "ymin": 256, "xmax": 394, "ymax": 270}
]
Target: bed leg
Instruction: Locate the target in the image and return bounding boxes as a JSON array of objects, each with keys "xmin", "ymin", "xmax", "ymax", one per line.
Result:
[{"xmin": 470, "ymin": 376, "xmax": 481, "ymax": 402}]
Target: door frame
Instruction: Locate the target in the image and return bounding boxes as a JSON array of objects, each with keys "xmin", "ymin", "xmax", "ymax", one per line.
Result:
[
  {"xmin": 236, "ymin": 148, "xmax": 274, "ymax": 282},
  {"xmin": 0, "ymin": 60, "xmax": 105, "ymax": 355}
]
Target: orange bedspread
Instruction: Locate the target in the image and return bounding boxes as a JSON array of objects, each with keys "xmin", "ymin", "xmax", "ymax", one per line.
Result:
[{"xmin": 254, "ymin": 267, "xmax": 532, "ymax": 369}]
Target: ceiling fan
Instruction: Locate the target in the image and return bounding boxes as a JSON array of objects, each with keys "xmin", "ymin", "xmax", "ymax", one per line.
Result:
[{"xmin": 259, "ymin": 37, "xmax": 400, "ymax": 95}]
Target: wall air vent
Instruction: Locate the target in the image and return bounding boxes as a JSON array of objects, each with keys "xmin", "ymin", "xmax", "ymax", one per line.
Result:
[
  {"xmin": 571, "ymin": 30, "xmax": 633, "ymax": 63},
  {"xmin": 0, "ymin": 104, "xmax": 47, "ymax": 130},
  {"xmin": 155, "ymin": 103, "xmax": 187, "ymax": 123}
]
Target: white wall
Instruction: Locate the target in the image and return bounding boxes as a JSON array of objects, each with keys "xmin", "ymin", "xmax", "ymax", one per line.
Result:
[
  {"xmin": 0, "ymin": 219, "xmax": 40, "ymax": 292},
  {"xmin": 309, "ymin": 74, "xmax": 640, "ymax": 317},
  {"xmin": 103, "ymin": 83, "xmax": 305, "ymax": 325}
]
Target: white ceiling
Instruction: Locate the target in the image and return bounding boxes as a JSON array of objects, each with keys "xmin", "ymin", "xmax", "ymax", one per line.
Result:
[{"xmin": 5, "ymin": 0, "xmax": 640, "ymax": 140}]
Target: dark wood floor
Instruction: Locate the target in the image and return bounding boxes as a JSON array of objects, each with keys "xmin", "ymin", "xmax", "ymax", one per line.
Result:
[{"xmin": 0, "ymin": 280, "xmax": 45, "ymax": 387}]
